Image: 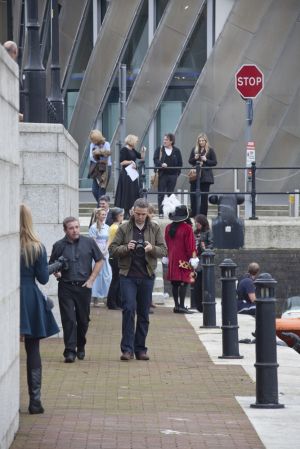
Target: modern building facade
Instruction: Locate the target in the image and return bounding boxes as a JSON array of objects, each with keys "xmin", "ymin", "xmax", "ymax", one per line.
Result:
[{"xmin": 2, "ymin": 0, "xmax": 300, "ymax": 202}]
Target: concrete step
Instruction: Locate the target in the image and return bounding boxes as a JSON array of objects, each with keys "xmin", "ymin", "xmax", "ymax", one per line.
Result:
[{"xmin": 79, "ymin": 203, "xmax": 290, "ymax": 218}]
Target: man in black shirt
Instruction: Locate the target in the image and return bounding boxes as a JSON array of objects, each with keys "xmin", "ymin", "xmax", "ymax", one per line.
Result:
[{"xmin": 49, "ymin": 217, "xmax": 103, "ymax": 362}]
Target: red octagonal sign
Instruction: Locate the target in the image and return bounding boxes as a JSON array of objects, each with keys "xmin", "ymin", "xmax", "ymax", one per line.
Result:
[{"xmin": 235, "ymin": 64, "xmax": 264, "ymax": 99}]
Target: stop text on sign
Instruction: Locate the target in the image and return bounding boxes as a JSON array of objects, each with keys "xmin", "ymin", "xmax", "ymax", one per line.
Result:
[
  {"xmin": 235, "ymin": 64, "xmax": 264, "ymax": 99},
  {"xmin": 237, "ymin": 76, "xmax": 263, "ymax": 86}
]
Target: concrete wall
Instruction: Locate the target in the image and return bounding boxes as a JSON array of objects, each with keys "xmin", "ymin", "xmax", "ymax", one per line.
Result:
[
  {"xmin": 0, "ymin": 46, "xmax": 20, "ymax": 449},
  {"xmin": 19, "ymin": 123, "xmax": 79, "ymax": 329}
]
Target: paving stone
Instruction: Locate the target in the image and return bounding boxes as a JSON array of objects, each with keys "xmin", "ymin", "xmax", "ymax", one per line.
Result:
[{"xmin": 13, "ymin": 307, "xmax": 263, "ymax": 449}]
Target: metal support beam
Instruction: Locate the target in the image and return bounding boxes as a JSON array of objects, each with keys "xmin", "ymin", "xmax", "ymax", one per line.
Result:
[
  {"xmin": 48, "ymin": 0, "xmax": 64, "ymax": 123},
  {"xmin": 23, "ymin": 0, "xmax": 46, "ymax": 123}
]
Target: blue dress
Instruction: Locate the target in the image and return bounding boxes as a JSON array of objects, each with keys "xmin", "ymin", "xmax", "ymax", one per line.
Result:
[
  {"xmin": 89, "ymin": 223, "xmax": 112, "ymax": 298},
  {"xmin": 20, "ymin": 245, "xmax": 59, "ymax": 338}
]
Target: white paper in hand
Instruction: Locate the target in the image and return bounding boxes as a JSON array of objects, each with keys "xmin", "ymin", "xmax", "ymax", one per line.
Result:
[{"xmin": 125, "ymin": 164, "xmax": 139, "ymax": 181}]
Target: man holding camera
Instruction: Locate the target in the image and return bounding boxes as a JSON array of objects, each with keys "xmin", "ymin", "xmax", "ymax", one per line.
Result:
[
  {"xmin": 49, "ymin": 217, "xmax": 103, "ymax": 363},
  {"xmin": 109, "ymin": 198, "xmax": 167, "ymax": 361}
]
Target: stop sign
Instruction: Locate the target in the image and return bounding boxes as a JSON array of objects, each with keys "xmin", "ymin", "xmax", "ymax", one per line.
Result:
[{"xmin": 235, "ymin": 64, "xmax": 264, "ymax": 98}]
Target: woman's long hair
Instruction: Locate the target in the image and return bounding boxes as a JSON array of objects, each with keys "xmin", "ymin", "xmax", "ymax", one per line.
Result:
[
  {"xmin": 169, "ymin": 218, "xmax": 192, "ymax": 238},
  {"xmin": 194, "ymin": 214, "xmax": 210, "ymax": 232},
  {"xmin": 20, "ymin": 204, "xmax": 42, "ymax": 267},
  {"xmin": 195, "ymin": 132, "xmax": 209, "ymax": 155}
]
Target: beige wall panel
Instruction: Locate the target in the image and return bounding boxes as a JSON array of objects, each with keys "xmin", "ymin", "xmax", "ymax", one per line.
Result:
[
  {"xmin": 246, "ymin": 0, "xmax": 300, "ymax": 70},
  {"xmin": 229, "ymin": 0, "xmax": 272, "ymax": 33}
]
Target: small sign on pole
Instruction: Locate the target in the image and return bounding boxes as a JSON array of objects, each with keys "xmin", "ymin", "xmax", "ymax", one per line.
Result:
[{"xmin": 246, "ymin": 141, "xmax": 255, "ymax": 166}]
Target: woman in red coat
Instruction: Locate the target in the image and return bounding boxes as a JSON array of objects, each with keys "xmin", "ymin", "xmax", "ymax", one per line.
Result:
[{"xmin": 165, "ymin": 205, "xmax": 198, "ymax": 314}]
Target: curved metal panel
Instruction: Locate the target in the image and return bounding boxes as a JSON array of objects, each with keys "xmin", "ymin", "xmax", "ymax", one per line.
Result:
[
  {"xmin": 174, "ymin": 0, "xmax": 300, "ymax": 197},
  {"xmin": 69, "ymin": 0, "xmax": 143, "ymax": 158}
]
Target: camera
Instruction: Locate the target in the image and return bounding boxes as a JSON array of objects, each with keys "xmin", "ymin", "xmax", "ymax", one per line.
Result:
[
  {"xmin": 48, "ymin": 256, "xmax": 69, "ymax": 275},
  {"xmin": 133, "ymin": 239, "xmax": 146, "ymax": 257}
]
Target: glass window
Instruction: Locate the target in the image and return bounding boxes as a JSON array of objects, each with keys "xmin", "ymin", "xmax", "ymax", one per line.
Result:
[
  {"xmin": 156, "ymin": 3, "xmax": 207, "ymax": 147},
  {"xmin": 155, "ymin": 0, "xmax": 169, "ymax": 27},
  {"xmin": 65, "ymin": 0, "xmax": 93, "ymax": 126}
]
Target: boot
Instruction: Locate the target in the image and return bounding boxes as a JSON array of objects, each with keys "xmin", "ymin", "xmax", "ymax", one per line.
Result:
[{"xmin": 27, "ymin": 367, "xmax": 44, "ymax": 414}]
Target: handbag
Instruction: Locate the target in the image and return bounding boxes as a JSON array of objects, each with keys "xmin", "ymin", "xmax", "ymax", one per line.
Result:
[
  {"xmin": 188, "ymin": 168, "xmax": 197, "ymax": 183},
  {"xmin": 150, "ymin": 172, "xmax": 159, "ymax": 189},
  {"xmin": 88, "ymin": 161, "xmax": 97, "ymax": 179},
  {"xmin": 151, "ymin": 146, "xmax": 163, "ymax": 189}
]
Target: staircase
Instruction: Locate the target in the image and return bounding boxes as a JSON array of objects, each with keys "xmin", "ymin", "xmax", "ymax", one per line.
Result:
[{"xmin": 79, "ymin": 202, "xmax": 291, "ymax": 233}]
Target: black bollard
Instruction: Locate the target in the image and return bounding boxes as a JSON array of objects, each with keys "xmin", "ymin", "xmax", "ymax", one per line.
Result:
[
  {"xmin": 200, "ymin": 250, "xmax": 219, "ymax": 328},
  {"xmin": 251, "ymin": 273, "xmax": 284, "ymax": 409},
  {"xmin": 218, "ymin": 259, "xmax": 243, "ymax": 359},
  {"xmin": 190, "ymin": 282, "xmax": 197, "ymax": 309}
]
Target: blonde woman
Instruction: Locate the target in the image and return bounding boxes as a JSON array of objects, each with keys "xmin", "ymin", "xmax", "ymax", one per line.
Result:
[
  {"xmin": 89, "ymin": 208, "xmax": 112, "ymax": 307},
  {"xmin": 188, "ymin": 133, "xmax": 217, "ymax": 217},
  {"xmin": 114, "ymin": 134, "xmax": 145, "ymax": 218},
  {"xmin": 89, "ymin": 129, "xmax": 111, "ymax": 203},
  {"xmin": 20, "ymin": 204, "xmax": 59, "ymax": 414}
]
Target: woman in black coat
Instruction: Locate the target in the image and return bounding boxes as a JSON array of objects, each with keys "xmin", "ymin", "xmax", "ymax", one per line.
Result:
[
  {"xmin": 153, "ymin": 133, "xmax": 183, "ymax": 217},
  {"xmin": 188, "ymin": 133, "xmax": 217, "ymax": 217},
  {"xmin": 20, "ymin": 204, "xmax": 59, "ymax": 414},
  {"xmin": 114, "ymin": 134, "xmax": 145, "ymax": 219}
]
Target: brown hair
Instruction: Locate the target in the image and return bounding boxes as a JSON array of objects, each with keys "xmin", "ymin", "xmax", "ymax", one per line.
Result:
[
  {"xmin": 165, "ymin": 133, "xmax": 175, "ymax": 145},
  {"xmin": 63, "ymin": 216, "xmax": 79, "ymax": 230},
  {"xmin": 195, "ymin": 214, "xmax": 210, "ymax": 232},
  {"xmin": 248, "ymin": 262, "xmax": 260, "ymax": 276}
]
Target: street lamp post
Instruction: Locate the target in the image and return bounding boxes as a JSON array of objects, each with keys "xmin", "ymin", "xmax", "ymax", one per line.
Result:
[
  {"xmin": 23, "ymin": 0, "xmax": 46, "ymax": 123},
  {"xmin": 48, "ymin": 0, "xmax": 64, "ymax": 123}
]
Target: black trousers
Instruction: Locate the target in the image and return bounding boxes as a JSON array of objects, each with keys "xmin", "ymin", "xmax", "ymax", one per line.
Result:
[
  {"xmin": 58, "ymin": 282, "xmax": 91, "ymax": 356},
  {"xmin": 107, "ymin": 257, "xmax": 121, "ymax": 308},
  {"xmin": 158, "ymin": 174, "xmax": 178, "ymax": 215},
  {"xmin": 190, "ymin": 181, "xmax": 211, "ymax": 216}
]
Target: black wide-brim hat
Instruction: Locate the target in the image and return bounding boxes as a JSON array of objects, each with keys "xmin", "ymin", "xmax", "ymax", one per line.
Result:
[{"xmin": 168, "ymin": 205, "xmax": 189, "ymax": 222}]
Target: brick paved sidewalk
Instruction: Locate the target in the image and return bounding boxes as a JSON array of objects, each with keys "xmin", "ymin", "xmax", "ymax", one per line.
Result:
[{"xmin": 12, "ymin": 307, "xmax": 264, "ymax": 449}]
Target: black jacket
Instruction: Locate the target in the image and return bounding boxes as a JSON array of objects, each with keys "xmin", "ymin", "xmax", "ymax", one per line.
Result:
[
  {"xmin": 153, "ymin": 146, "xmax": 182, "ymax": 176},
  {"xmin": 188, "ymin": 147, "xmax": 217, "ymax": 184}
]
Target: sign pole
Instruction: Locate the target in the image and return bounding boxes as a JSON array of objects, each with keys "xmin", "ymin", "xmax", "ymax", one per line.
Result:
[
  {"xmin": 245, "ymin": 99, "xmax": 253, "ymax": 219},
  {"xmin": 235, "ymin": 64, "xmax": 264, "ymax": 219}
]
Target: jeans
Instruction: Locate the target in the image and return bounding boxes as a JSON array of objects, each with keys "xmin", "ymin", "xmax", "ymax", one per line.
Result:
[
  {"xmin": 120, "ymin": 275, "xmax": 154, "ymax": 354},
  {"xmin": 92, "ymin": 178, "xmax": 106, "ymax": 204}
]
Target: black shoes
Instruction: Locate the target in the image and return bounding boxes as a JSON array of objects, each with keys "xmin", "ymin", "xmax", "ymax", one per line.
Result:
[
  {"xmin": 135, "ymin": 352, "xmax": 149, "ymax": 361},
  {"xmin": 120, "ymin": 352, "xmax": 134, "ymax": 361},
  {"xmin": 29, "ymin": 400, "xmax": 44, "ymax": 414},
  {"xmin": 173, "ymin": 305, "xmax": 194, "ymax": 314},
  {"xmin": 120, "ymin": 352, "xmax": 149, "ymax": 361},
  {"xmin": 64, "ymin": 352, "xmax": 76, "ymax": 363},
  {"xmin": 77, "ymin": 350, "xmax": 85, "ymax": 360}
]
